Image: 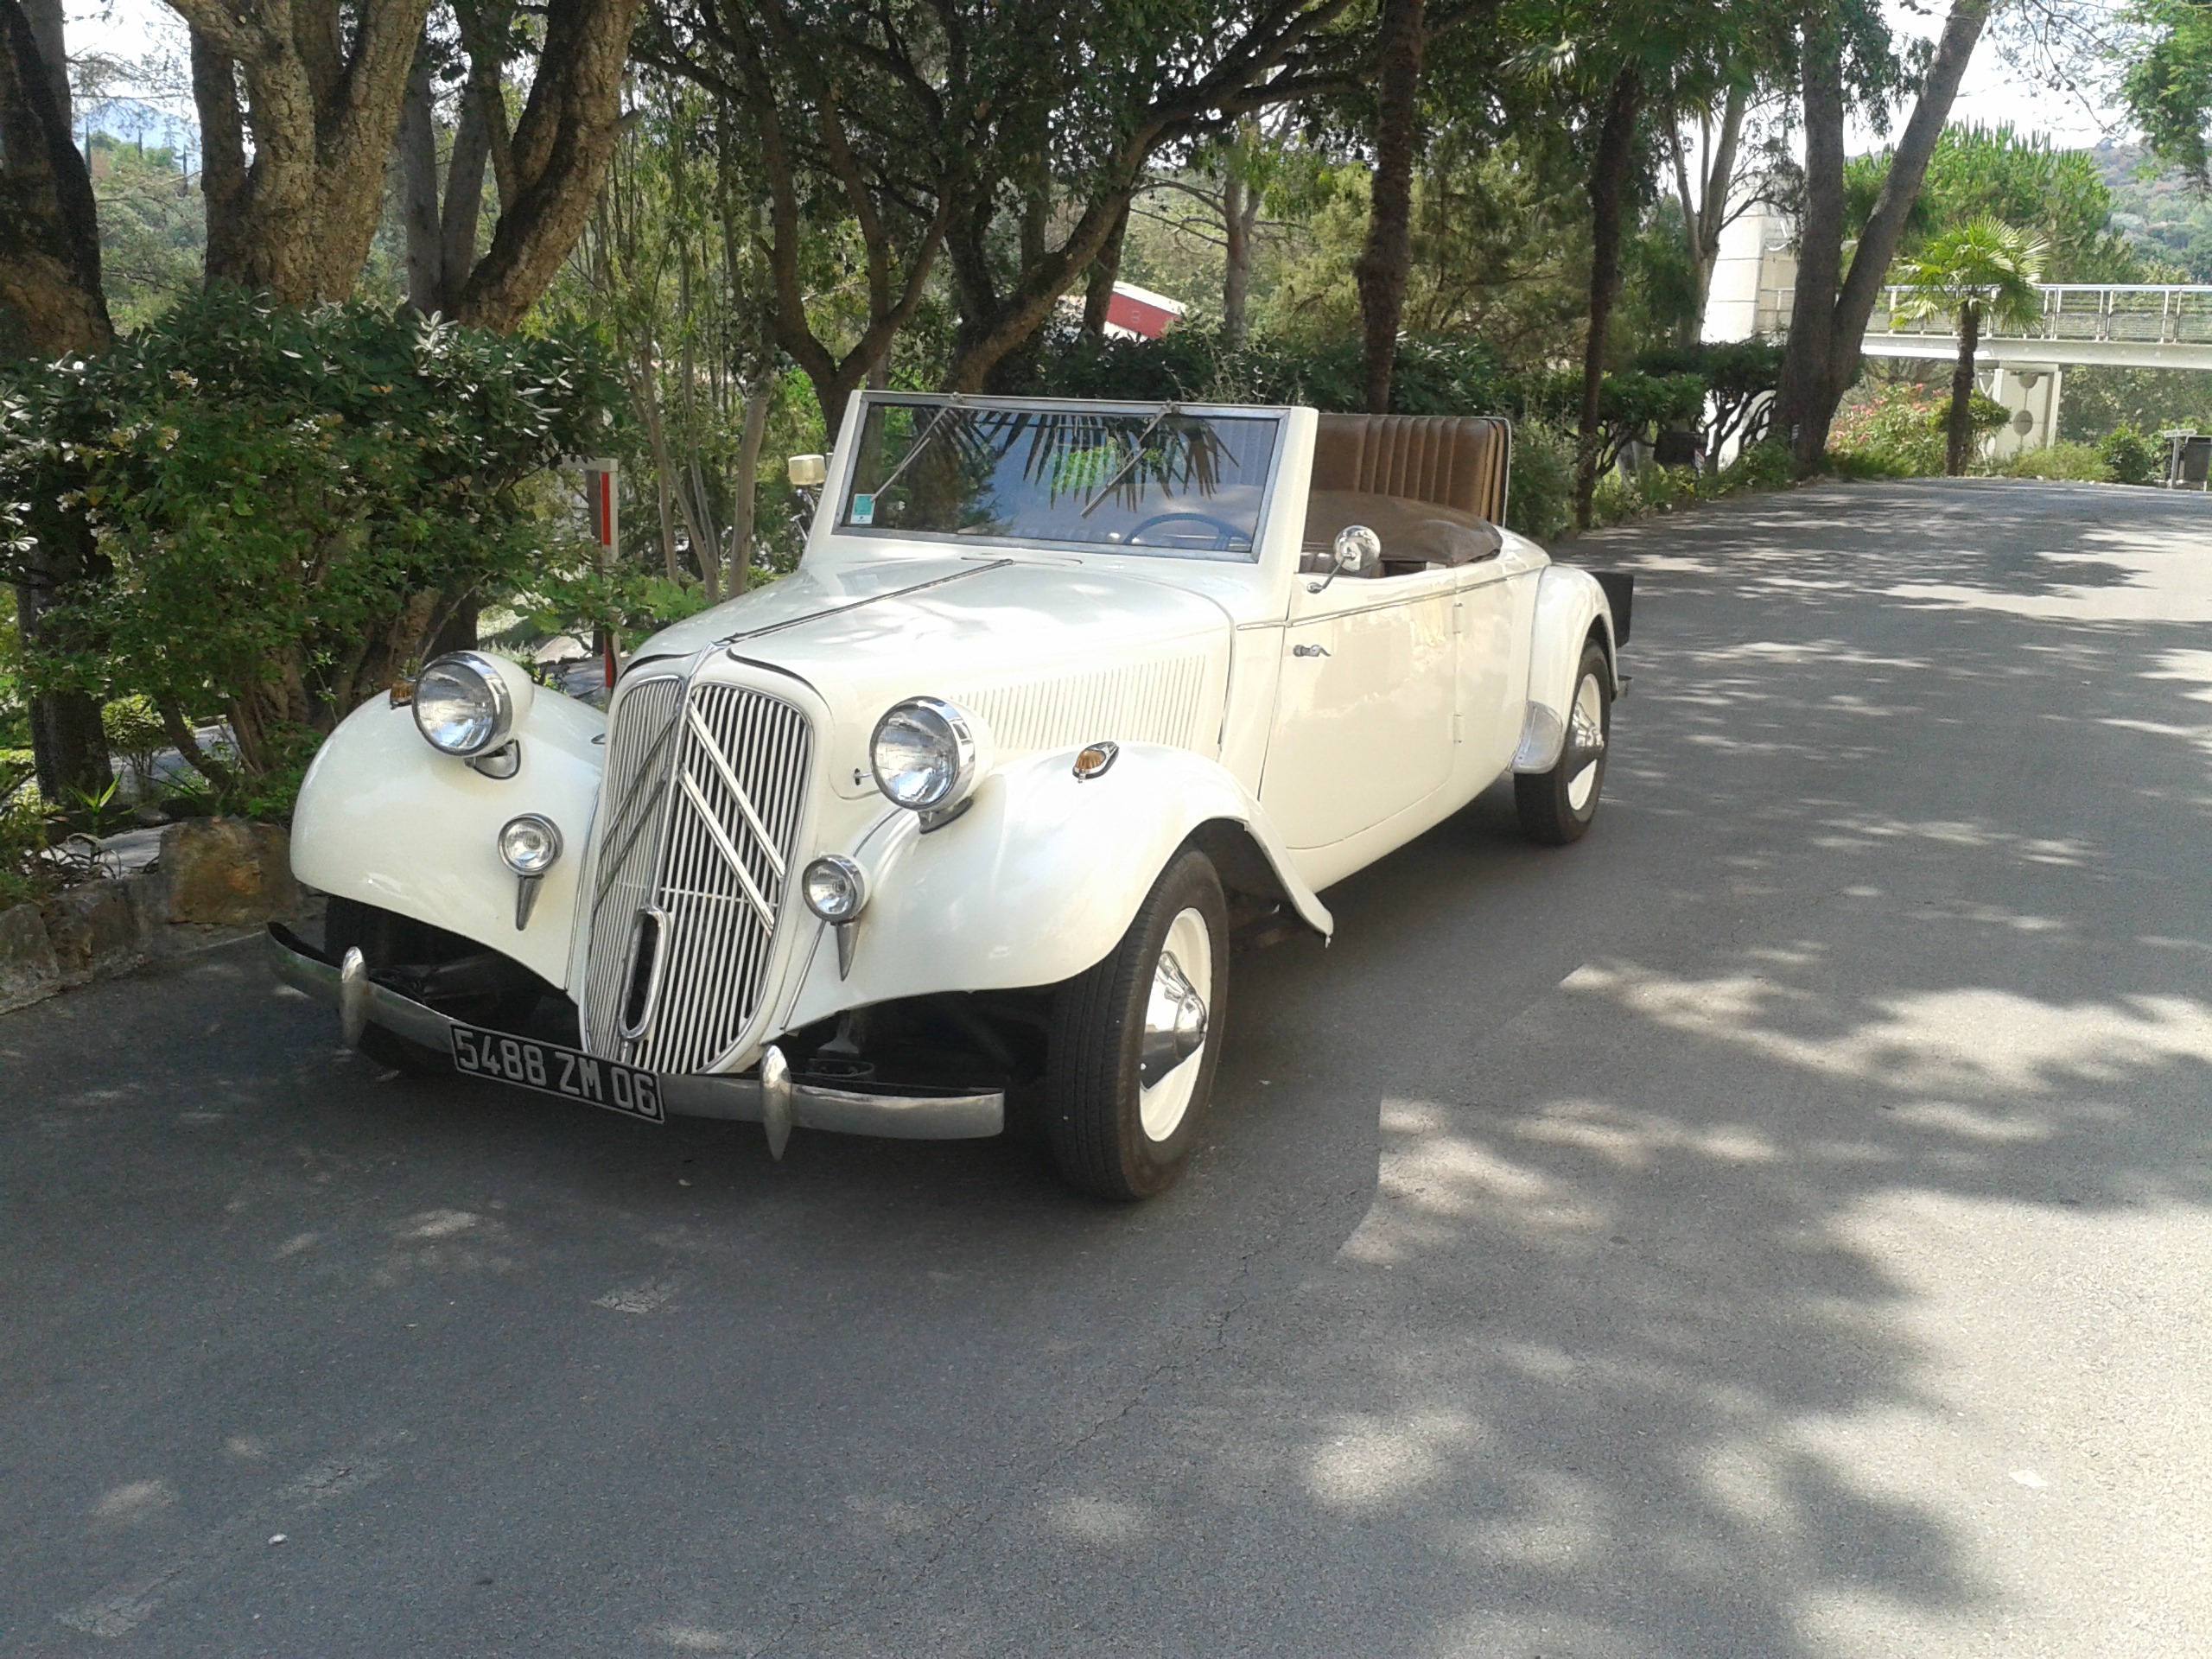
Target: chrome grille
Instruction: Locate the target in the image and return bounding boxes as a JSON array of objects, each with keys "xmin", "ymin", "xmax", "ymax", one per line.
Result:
[
  {"xmin": 582, "ymin": 677, "xmax": 813, "ymax": 1074},
  {"xmin": 581, "ymin": 674, "xmax": 686, "ymax": 1050}
]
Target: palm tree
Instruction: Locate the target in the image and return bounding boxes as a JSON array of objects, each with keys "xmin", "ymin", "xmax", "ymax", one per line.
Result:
[{"xmin": 1892, "ymin": 218, "xmax": 2049, "ymax": 475}]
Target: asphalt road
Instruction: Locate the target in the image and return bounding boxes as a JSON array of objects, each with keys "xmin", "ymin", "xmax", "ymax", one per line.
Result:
[{"xmin": 7, "ymin": 479, "xmax": 2212, "ymax": 1658}]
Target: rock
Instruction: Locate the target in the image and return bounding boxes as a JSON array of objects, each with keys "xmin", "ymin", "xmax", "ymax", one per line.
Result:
[
  {"xmin": 44, "ymin": 880, "xmax": 143, "ymax": 982},
  {"xmin": 159, "ymin": 817, "xmax": 302, "ymax": 926},
  {"xmin": 0, "ymin": 902, "xmax": 60, "ymax": 1014}
]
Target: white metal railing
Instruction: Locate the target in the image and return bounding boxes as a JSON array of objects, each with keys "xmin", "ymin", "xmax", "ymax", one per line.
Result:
[{"xmin": 1875, "ymin": 283, "xmax": 2212, "ymax": 346}]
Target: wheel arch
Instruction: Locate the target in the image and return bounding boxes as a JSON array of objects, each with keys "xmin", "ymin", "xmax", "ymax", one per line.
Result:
[
  {"xmin": 774, "ymin": 744, "xmax": 1332, "ymax": 1037},
  {"xmin": 290, "ymin": 686, "xmax": 607, "ymax": 988},
  {"xmin": 1512, "ymin": 564, "xmax": 1623, "ymax": 775}
]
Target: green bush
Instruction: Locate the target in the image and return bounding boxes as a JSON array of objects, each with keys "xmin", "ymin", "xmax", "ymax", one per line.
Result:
[
  {"xmin": 0, "ymin": 287, "xmax": 622, "ymax": 810},
  {"xmin": 101, "ymin": 694, "xmax": 168, "ymax": 799},
  {"xmin": 2001, "ymin": 442, "xmax": 2108, "ymax": 480},
  {"xmin": 1713, "ymin": 439, "xmax": 1796, "ymax": 493},
  {"xmin": 2100, "ymin": 425, "xmax": 2159, "ymax": 485},
  {"xmin": 1634, "ymin": 338, "xmax": 1785, "ymax": 456},
  {"xmin": 1827, "ymin": 383, "xmax": 2009, "ymax": 476},
  {"xmin": 1504, "ymin": 423, "xmax": 1576, "ymax": 541}
]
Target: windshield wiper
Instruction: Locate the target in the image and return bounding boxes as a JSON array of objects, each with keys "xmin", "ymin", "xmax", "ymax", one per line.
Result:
[
  {"xmin": 1079, "ymin": 404, "xmax": 1181, "ymax": 518},
  {"xmin": 864, "ymin": 395, "xmax": 965, "ymax": 506}
]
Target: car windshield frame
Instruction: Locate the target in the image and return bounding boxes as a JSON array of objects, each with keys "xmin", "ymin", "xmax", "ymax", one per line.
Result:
[{"xmin": 832, "ymin": 394, "xmax": 1288, "ymax": 563}]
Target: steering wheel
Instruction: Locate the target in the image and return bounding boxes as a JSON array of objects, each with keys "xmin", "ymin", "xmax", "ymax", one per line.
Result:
[{"xmin": 1126, "ymin": 511, "xmax": 1244, "ymax": 550}]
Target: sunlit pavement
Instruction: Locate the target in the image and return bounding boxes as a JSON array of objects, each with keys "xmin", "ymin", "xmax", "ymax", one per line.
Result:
[{"xmin": 6, "ymin": 477, "xmax": 2210, "ymax": 1656}]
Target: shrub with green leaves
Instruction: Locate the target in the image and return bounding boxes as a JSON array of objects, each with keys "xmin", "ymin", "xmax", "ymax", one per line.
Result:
[
  {"xmin": 0, "ymin": 287, "xmax": 621, "ymax": 804},
  {"xmin": 2100, "ymin": 425, "xmax": 2159, "ymax": 485},
  {"xmin": 1829, "ymin": 383, "xmax": 2008, "ymax": 476},
  {"xmin": 2001, "ymin": 442, "xmax": 2110, "ymax": 481},
  {"xmin": 1503, "ymin": 422, "xmax": 1576, "ymax": 542},
  {"xmin": 1634, "ymin": 339, "xmax": 1786, "ymax": 458}
]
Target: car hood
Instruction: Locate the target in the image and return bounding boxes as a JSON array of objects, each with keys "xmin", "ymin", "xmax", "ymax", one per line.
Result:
[{"xmin": 626, "ymin": 554, "xmax": 1236, "ymax": 797}]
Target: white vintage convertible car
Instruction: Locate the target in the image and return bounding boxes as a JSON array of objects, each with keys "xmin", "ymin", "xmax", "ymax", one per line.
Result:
[{"xmin": 269, "ymin": 395, "xmax": 1629, "ymax": 1198}]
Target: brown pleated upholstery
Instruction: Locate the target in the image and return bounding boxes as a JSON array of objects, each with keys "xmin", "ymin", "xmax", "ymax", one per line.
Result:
[{"xmin": 1310, "ymin": 413, "xmax": 1511, "ymax": 524}]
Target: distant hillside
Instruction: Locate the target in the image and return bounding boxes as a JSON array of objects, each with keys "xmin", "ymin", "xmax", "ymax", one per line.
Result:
[{"xmin": 2094, "ymin": 140, "xmax": 2212, "ymax": 280}]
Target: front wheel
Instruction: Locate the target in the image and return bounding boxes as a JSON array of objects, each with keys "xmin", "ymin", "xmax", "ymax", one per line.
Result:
[
  {"xmin": 1045, "ymin": 849, "xmax": 1228, "ymax": 1201},
  {"xmin": 1515, "ymin": 639, "xmax": 1611, "ymax": 845}
]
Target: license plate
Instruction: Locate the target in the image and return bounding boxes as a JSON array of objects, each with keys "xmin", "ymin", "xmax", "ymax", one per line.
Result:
[{"xmin": 448, "ymin": 1022, "xmax": 665, "ymax": 1124}]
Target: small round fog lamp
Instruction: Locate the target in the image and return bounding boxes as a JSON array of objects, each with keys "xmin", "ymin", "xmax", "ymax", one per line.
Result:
[
  {"xmin": 498, "ymin": 814, "xmax": 563, "ymax": 877},
  {"xmin": 802, "ymin": 855, "xmax": 868, "ymax": 923}
]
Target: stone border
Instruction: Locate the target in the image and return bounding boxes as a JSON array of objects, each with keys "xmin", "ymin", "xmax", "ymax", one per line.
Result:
[{"xmin": 0, "ymin": 818, "xmax": 306, "ymax": 1016}]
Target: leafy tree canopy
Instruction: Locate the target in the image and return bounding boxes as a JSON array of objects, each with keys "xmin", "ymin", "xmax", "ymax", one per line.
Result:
[{"xmin": 0, "ymin": 286, "xmax": 621, "ymax": 801}]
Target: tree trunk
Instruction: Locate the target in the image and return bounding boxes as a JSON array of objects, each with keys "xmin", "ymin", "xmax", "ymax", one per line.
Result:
[
  {"xmin": 1574, "ymin": 67, "xmax": 1644, "ymax": 530},
  {"xmin": 944, "ymin": 181, "xmax": 1141, "ymax": 391},
  {"xmin": 1828, "ymin": 0, "xmax": 1990, "ymax": 378},
  {"xmin": 1223, "ymin": 170, "xmax": 1257, "ymax": 346},
  {"xmin": 1354, "ymin": 0, "xmax": 1424, "ymax": 414},
  {"xmin": 1776, "ymin": 0, "xmax": 1990, "ymax": 472},
  {"xmin": 1669, "ymin": 82, "xmax": 1745, "ymax": 349},
  {"xmin": 1082, "ymin": 200, "xmax": 1130, "ymax": 340},
  {"xmin": 398, "ymin": 36, "xmax": 444, "ymax": 312},
  {"xmin": 1947, "ymin": 302, "xmax": 1980, "ymax": 475},
  {"xmin": 438, "ymin": 80, "xmax": 493, "ymax": 312},
  {"xmin": 1775, "ymin": 19, "xmax": 1845, "ymax": 470},
  {"xmin": 0, "ymin": 0, "xmax": 110, "ymax": 353},
  {"xmin": 0, "ymin": 0, "xmax": 117, "ymax": 804},
  {"xmin": 728, "ymin": 380, "xmax": 772, "ymax": 597},
  {"xmin": 451, "ymin": 0, "xmax": 644, "ymax": 332},
  {"xmin": 172, "ymin": 0, "xmax": 435, "ymax": 305}
]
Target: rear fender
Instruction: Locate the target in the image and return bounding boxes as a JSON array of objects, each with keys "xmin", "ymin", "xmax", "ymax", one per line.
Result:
[
  {"xmin": 289, "ymin": 684, "xmax": 607, "ymax": 987},
  {"xmin": 1510, "ymin": 564, "xmax": 1621, "ymax": 773},
  {"xmin": 775, "ymin": 743, "xmax": 1332, "ymax": 1034}
]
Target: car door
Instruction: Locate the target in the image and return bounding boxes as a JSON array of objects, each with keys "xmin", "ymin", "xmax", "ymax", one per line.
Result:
[{"xmin": 1260, "ymin": 563, "xmax": 1459, "ymax": 849}]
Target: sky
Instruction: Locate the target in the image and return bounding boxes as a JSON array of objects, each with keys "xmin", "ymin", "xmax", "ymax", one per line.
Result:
[{"xmin": 67, "ymin": 0, "xmax": 2132, "ymax": 153}]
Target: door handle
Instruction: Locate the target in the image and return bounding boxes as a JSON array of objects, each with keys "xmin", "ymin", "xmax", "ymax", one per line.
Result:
[{"xmin": 1292, "ymin": 644, "xmax": 1330, "ymax": 658}]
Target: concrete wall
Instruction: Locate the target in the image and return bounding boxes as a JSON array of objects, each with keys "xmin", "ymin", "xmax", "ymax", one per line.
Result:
[
  {"xmin": 1703, "ymin": 202, "xmax": 1796, "ymax": 345},
  {"xmin": 1982, "ymin": 363, "xmax": 2064, "ymax": 461}
]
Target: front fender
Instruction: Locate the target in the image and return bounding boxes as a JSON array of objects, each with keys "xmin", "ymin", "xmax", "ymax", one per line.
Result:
[
  {"xmin": 290, "ymin": 687, "xmax": 606, "ymax": 986},
  {"xmin": 777, "ymin": 743, "xmax": 1332, "ymax": 1033},
  {"xmin": 1511, "ymin": 563, "xmax": 1622, "ymax": 773}
]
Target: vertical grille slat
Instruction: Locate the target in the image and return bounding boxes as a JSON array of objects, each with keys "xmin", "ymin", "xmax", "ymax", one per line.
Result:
[{"xmin": 582, "ymin": 678, "xmax": 813, "ymax": 1075}]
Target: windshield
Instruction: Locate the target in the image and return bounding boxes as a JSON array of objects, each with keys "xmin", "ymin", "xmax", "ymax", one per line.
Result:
[{"xmin": 839, "ymin": 399, "xmax": 1278, "ymax": 559}]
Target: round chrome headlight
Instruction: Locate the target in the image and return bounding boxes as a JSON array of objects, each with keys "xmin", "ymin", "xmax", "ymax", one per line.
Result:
[
  {"xmin": 870, "ymin": 696, "xmax": 982, "ymax": 812},
  {"xmin": 414, "ymin": 652, "xmax": 513, "ymax": 756},
  {"xmin": 801, "ymin": 855, "xmax": 867, "ymax": 922},
  {"xmin": 498, "ymin": 814, "xmax": 563, "ymax": 877}
]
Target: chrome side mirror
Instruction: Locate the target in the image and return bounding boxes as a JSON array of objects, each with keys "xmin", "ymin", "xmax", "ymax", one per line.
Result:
[
  {"xmin": 1308, "ymin": 524, "xmax": 1382, "ymax": 593},
  {"xmin": 786, "ymin": 454, "xmax": 827, "ymax": 487}
]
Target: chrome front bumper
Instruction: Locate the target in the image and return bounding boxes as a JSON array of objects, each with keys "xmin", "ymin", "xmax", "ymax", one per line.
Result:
[{"xmin": 265, "ymin": 926, "xmax": 1003, "ymax": 1142}]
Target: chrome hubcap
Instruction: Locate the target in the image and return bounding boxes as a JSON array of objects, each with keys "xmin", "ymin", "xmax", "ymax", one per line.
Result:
[
  {"xmin": 1138, "ymin": 908, "xmax": 1211, "ymax": 1141},
  {"xmin": 1566, "ymin": 671, "xmax": 1606, "ymax": 812}
]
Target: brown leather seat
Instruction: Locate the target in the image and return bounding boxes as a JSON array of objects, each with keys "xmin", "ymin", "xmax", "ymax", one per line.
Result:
[{"xmin": 1310, "ymin": 413, "xmax": 1510, "ymax": 524}]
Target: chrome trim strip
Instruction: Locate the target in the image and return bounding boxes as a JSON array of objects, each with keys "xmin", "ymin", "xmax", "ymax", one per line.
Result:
[
  {"xmin": 268, "ymin": 929, "xmax": 1004, "ymax": 1140},
  {"xmin": 684, "ymin": 701, "xmax": 787, "ymax": 878},
  {"xmin": 615, "ymin": 905, "xmax": 670, "ymax": 1042},
  {"xmin": 1511, "ymin": 702, "xmax": 1567, "ymax": 773},
  {"xmin": 677, "ymin": 768, "xmax": 778, "ymax": 931}
]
